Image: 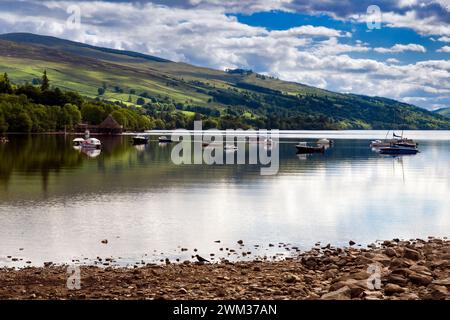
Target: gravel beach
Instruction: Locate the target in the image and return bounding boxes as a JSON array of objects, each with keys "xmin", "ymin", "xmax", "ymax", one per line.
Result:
[{"xmin": 0, "ymin": 238, "xmax": 448, "ymax": 300}]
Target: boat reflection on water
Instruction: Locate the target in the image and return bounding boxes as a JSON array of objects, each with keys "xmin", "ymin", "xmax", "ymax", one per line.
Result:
[
  {"xmin": 82, "ymin": 148, "xmax": 101, "ymax": 158},
  {"xmin": 134, "ymin": 144, "xmax": 146, "ymax": 152},
  {"xmin": 73, "ymin": 145, "xmax": 102, "ymax": 158}
]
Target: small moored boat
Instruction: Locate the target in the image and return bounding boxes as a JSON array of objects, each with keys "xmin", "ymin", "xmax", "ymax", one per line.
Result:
[
  {"xmin": 158, "ymin": 136, "xmax": 172, "ymax": 143},
  {"xmin": 296, "ymin": 142, "xmax": 325, "ymax": 154},
  {"xmin": 132, "ymin": 135, "xmax": 149, "ymax": 145},
  {"xmin": 370, "ymin": 131, "xmax": 417, "ymax": 149},
  {"xmin": 370, "ymin": 139, "xmax": 417, "ymax": 148}
]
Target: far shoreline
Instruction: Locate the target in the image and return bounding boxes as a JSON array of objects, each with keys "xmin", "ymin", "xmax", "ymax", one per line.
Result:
[{"xmin": 3, "ymin": 128, "xmax": 450, "ymax": 135}]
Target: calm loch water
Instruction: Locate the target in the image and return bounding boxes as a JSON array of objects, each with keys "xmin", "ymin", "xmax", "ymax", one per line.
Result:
[{"xmin": 0, "ymin": 131, "xmax": 449, "ymax": 267}]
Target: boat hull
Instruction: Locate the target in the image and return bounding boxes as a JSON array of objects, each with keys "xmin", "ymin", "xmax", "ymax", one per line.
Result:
[
  {"xmin": 132, "ymin": 137, "xmax": 149, "ymax": 145},
  {"xmin": 379, "ymin": 147, "xmax": 419, "ymax": 155},
  {"xmin": 81, "ymin": 144, "xmax": 101, "ymax": 150},
  {"xmin": 296, "ymin": 145, "xmax": 325, "ymax": 154}
]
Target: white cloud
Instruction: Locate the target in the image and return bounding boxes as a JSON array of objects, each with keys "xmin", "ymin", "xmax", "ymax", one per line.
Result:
[
  {"xmin": 353, "ymin": 9, "xmax": 450, "ymax": 37},
  {"xmin": 438, "ymin": 36, "xmax": 450, "ymax": 42},
  {"xmin": 386, "ymin": 58, "xmax": 400, "ymax": 63},
  {"xmin": 437, "ymin": 45, "xmax": 450, "ymax": 52},
  {"xmin": 374, "ymin": 43, "xmax": 426, "ymax": 53},
  {"xmin": 269, "ymin": 25, "xmax": 350, "ymax": 38}
]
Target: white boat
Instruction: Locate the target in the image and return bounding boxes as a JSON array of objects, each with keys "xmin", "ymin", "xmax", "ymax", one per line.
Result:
[
  {"xmin": 73, "ymin": 138, "xmax": 85, "ymax": 146},
  {"xmin": 82, "ymin": 138, "xmax": 102, "ymax": 149},
  {"xmin": 296, "ymin": 142, "xmax": 325, "ymax": 154},
  {"xmin": 132, "ymin": 135, "xmax": 149, "ymax": 145},
  {"xmin": 158, "ymin": 136, "xmax": 173, "ymax": 143},
  {"xmin": 370, "ymin": 139, "xmax": 384, "ymax": 148}
]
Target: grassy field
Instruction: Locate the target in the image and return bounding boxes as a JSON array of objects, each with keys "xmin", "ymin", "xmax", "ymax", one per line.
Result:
[{"xmin": 0, "ymin": 34, "xmax": 329, "ymax": 106}]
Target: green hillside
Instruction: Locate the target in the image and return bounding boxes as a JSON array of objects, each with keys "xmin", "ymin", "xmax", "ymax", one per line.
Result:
[
  {"xmin": 434, "ymin": 107, "xmax": 450, "ymax": 118},
  {"xmin": 1, "ymin": 32, "xmax": 449, "ymax": 130}
]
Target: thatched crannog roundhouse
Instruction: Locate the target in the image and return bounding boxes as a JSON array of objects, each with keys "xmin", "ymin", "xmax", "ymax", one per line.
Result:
[
  {"xmin": 98, "ymin": 115, "xmax": 123, "ymax": 135},
  {"xmin": 75, "ymin": 114, "xmax": 123, "ymax": 135}
]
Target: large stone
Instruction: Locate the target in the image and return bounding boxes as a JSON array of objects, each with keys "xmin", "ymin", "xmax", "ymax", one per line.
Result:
[
  {"xmin": 387, "ymin": 273, "xmax": 408, "ymax": 285},
  {"xmin": 390, "ymin": 268, "xmax": 412, "ymax": 277},
  {"xmin": 355, "ymin": 256, "xmax": 374, "ymax": 265},
  {"xmin": 409, "ymin": 272, "xmax": 433, "ymax": 286},
  {"xmin": 323, "ymin": 269, "xmax": 338, "ymax": 279},
  {"xmin": 390, "ymin": 258, "xmax": 409, "ymax": 268},
  {"xmin": 431, "ymin": 278, "xmax": 450, "ymax": 287},
  {"xmin": 384, "ymin": 283, "xmax": 405, "ymax": 296},
  {"xmin": 403, "ymin": 248, "xmax": 421, "ymax": 261},
  {"xmin": 284, "ymin": 273, "xmax": 301, "ymax": 283},
  {"xmin": 409, "ymin": 265, "xmax": 432, "ymax": 276},
  {"xmin": 428, "ymin": 285, "xmax": 448, "ymax": 300},
  {"xmin": 363, "ymin": 290, "xmax": 384, "ymax": 300},
  {"xmin": 321, "ymin": 286, "xmax": 351, "ymax": 300},
  {"xmin": 397, "ymin": 292, "xmax": 419, "ymax": 300},
  {"xmin": 384, "ymin": 248, "xmax": 397, "ymax": 257},
  {"xmin": 329, "ymin": 279, "xmax": 367, "ymax": 298},
  {"xmin": 371, "ymin": 254, "xmax": 391, "ymax": 267}
]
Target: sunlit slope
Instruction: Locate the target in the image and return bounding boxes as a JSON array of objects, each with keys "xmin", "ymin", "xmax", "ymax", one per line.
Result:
[{"xmin": 435, "ymin": 107, "xmax": 450, "ymax": 118}]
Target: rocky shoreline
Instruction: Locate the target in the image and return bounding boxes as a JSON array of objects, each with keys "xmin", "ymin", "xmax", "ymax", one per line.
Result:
[{"xmin": 0, "ymin": 238, "xmax": 448, "ymax": 300}]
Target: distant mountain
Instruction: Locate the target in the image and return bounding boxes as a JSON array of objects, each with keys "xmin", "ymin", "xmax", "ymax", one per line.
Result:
[
  {"xmin": 434, "ymin": 107, "xmax": 450, "ymax": 118},
  {"xmin": 1, "ymin": 32, "xmax": 449, "ymax": 129}
]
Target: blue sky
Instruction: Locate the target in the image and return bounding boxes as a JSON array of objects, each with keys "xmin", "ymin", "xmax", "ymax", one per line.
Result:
[
  {"xmin": 0, "ymin": 0, "xmax": 448, "ymax": 110},
  {"xmin": 234, "ymin": 11, "xmax": 447, "ymax": 63}
]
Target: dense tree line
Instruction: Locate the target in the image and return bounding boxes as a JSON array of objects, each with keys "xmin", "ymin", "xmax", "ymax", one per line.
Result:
[
  {"xmin": 2, "ymin": 70, "xmax": 449, "ymax": 132},
  {"xmin": 0, "ymin": 72, "xmax": 154, "ymax": 133}
]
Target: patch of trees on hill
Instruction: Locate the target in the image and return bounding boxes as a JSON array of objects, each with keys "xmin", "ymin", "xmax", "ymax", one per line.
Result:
[{"xmin": 0, "ymin": 71, "xmax": 154, "ymax": 133}]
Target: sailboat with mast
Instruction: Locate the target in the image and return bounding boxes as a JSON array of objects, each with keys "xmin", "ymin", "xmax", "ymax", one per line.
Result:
[
  {"xmin": 370, "ymin": 104, "xmax": 418, "ymax": 153},
  {"xmin": 370, "ymin": 108, "xmax": 419, "ymax": 154},
  {"xmin": 372, "ymin": 130, "xmax": 419, "ymax": 155},
  {"xmin": 370, "ymin": 130, "xmax": 418, "ymax": 148}
]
